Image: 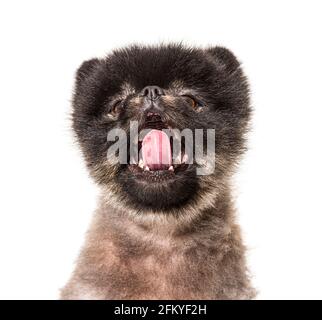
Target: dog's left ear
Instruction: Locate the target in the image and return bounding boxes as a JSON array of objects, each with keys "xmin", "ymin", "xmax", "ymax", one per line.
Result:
[{"xmin": 206, "ymin": 46, "xmax": 240, "ymax": 73}]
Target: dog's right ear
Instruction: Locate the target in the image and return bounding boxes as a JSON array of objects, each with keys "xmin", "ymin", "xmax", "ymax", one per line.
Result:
[
  {"xmin": 72, "ymin": 58, "xmax": 103, "ymax": 116},
  {"xmin": 75, "ymin": 58, "xmax": 101, "ymax": 84}
]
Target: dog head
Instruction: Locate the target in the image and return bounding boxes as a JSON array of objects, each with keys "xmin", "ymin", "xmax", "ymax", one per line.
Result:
[{"xmin": 72, "ymin": 44, "xmax": 250, "ymax": 213}]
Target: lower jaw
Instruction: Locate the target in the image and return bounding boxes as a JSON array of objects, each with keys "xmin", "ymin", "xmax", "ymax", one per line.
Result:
[
  {"xmin": 127, "ymin": 163, "xmax": 190, "ymax": 182},
  {"xmin": 116, "ymin": 165, "xmax": 199, "ymax": 211}
]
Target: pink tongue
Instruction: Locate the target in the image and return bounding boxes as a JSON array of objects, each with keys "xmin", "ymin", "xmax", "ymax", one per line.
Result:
[{"xmin": 142, "ymin": 129, "xmax": 172, "ymax": 170}]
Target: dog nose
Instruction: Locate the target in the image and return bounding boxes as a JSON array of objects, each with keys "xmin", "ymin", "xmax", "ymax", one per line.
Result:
[{"xmin": 140, "ymin": 86, "xmax": 165, "ymax": 101}]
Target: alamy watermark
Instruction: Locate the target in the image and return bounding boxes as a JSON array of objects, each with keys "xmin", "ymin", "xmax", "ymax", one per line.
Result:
[{"xmin": 107, "ymin": 121, "xmax": 215, "ymax": 175}]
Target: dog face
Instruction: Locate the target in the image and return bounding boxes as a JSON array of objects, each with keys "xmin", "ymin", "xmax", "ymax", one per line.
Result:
[{"xmin": 72, "ymin": 44, "xmax": 251, "ymax": 212}]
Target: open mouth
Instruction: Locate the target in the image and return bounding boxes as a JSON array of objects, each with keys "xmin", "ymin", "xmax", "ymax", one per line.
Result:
[{"xmin": 128, "ymin": 128, "xmax": 190, "ymax": 180}]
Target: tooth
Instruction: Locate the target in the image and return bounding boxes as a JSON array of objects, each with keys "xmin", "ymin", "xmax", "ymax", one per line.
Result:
[
  {"xmin": 173, "ymin": 153, "xmax": 181, "ymax": 164},
  {"xmin": 182, "ymin": 154, "xmax": 188, "ymax": 163},
  {"xmin": 139, "ymin": 159, "xmax": 144, "ymax": 169},
  {"xmin": 168, "ymin": 166, "xmax": 174, "ymax": 171},
  {"xmin": 144, "ymin": 166, "xmax": 150, "ymax": 171}
]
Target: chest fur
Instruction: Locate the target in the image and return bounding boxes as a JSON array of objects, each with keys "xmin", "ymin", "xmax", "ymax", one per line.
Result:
[{"xmin": 82, "ymin": 235, "xmax": 231, "ymax": 299}]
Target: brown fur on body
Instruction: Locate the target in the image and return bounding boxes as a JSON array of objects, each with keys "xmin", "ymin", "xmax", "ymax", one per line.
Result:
[
  {"xmin": 61, "ymin": 190, "xmax": 254, "ymax": 300},
  {"xmin": 61, "ymin": 44, "xmax": 255, "ymax": 299}
]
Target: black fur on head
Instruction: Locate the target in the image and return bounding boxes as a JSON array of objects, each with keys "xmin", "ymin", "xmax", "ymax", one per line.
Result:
[{"xmin": 72, "ymin": 44, "xmax": 251, "ymax": 212}]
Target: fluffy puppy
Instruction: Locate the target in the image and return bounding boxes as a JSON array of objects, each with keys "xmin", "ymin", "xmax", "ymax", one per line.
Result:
[{"xmin": 61, "ymin": 44, "xmax": 255, "ymax": 300}]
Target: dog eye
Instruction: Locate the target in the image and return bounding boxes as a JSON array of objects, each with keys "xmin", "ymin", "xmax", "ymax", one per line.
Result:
[
  {"xmin": 110, "ymin": 100, "xmax": 124, "ymax": 115},
  {"xmin": 182, "ymin": 95, "xmax": 200, "ymax": 109}
]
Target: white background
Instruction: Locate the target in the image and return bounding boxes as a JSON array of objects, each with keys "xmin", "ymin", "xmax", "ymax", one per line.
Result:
[{"xmin": 0, "ymin": 0, "xmax": 321, "ymax": 300}]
